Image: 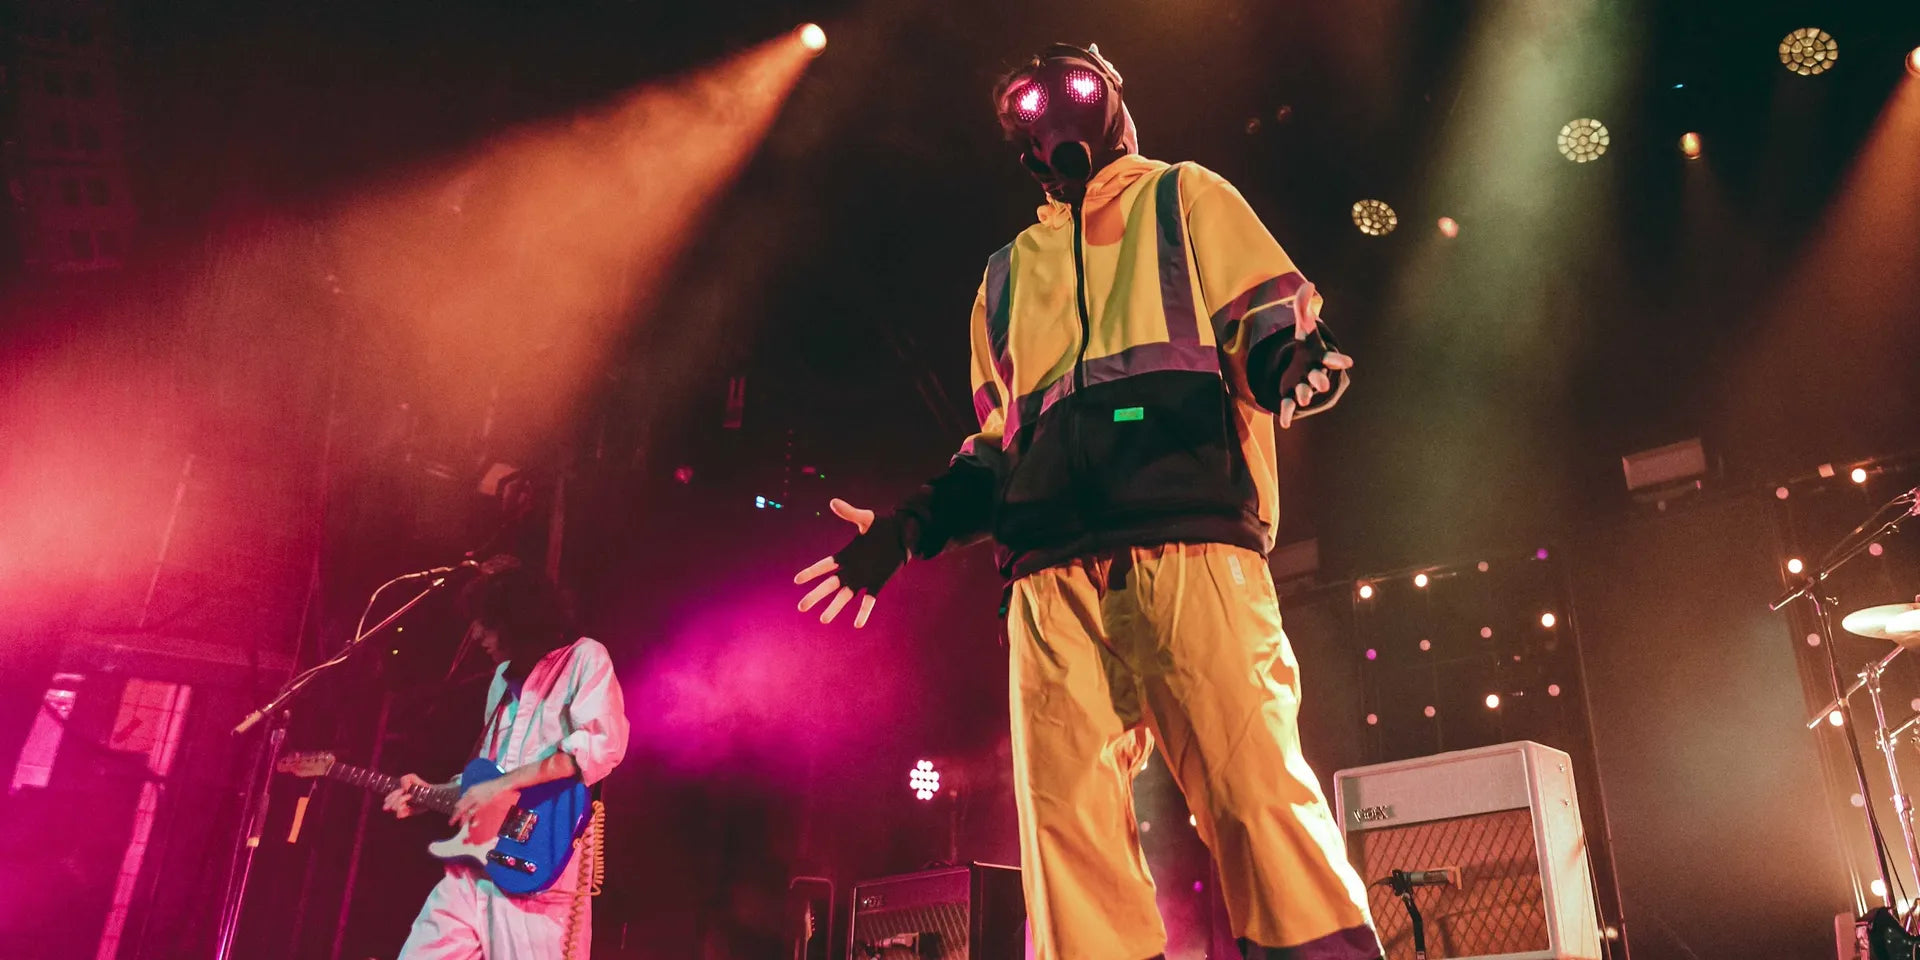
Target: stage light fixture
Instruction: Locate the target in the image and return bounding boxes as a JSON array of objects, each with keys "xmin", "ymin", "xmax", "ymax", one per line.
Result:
[
  {"xmin": 1188, "ymin": 814, "xmax": 1198, "ymax": 827},
  {"xmin": 1413, "ymin": 572, "xmax": 1429, "ymax": 588},
  {"xmin": 1775, "ymin": 486, "xmax": 1790, "ymax": 500},
  {"xmin": 1364, "ymin": 648, "xmax": 1378, "ymax": 661},
  {"xmin": 1829, "ymin": 710, "xmax": 1845, "ymax": 727},
  {"xmin": 1779, "ymin": 28, "xmax": 1838, "ymax": 77},
  {"xmin": 1357, "ymin": 583, "xmax": 1374, "ymax": 600},
  {"xmin": 1437, "ymin": 216, "xmax": 1459, "ymax": 238},
  {"xmin": 1679, "ymin": 132, "xmax": 1702, "ymax": 159},
  {"xmin": 1485, "ymin": 693, "xmax": 1501, "ymax": 710},
  {"xmin": 1366, "ymin": 713, "xmax": 1378, "ymax": 725},
  {"xmin": 1476, "ymin": 560, "xmax": 1489, "ymax": 572},
  {"xmin": 1547, "ymin": 683, "xmax": 1562, "ymax": 697},
  {"xmin": 1909, "ymin": 47, "xmax": 1920, "ymax": 78},
  {"xmin": 1540, "ymin": 612, "xmax": 1557, "ymax": 629},
  {"xmin": 909, "ymin": 759, "xmax": 941, "ymax": 801},
  {"xmin": 1419, "ymin": 639, "xmax": 1432, "ymax": 651},
  {"xmin": 798, "ymin": 23, "xmax": 827, "ymax": 52},
  {"xmin": 1851, "ymin": 466, "xmax": 1869, "ymax": 484},
  {"xmin": 1787, "ymin": 558, "xmax": 1805, "ymax": 575},
  {"xmin": 1874, "ymin": 878, "xmax": 1889, "ymax": 898},
  {"xmin": 1870, "ymin": 543, "xmax": 1885, "ymax": 558},
  {"xmin": 1480, "ymin": 626, "xmax": 1494, "ymax": 638},
  {"xmin": 1351, "ymin": 199, "xmax": 1398, "ymax": 236},
  {"xmin": 1556, "ymin": 118, "xmax": 1610, "ymax": 163},
  {"xmin": 1423, "ymin": 705, "xmax": 1437, "ymax": 718}
]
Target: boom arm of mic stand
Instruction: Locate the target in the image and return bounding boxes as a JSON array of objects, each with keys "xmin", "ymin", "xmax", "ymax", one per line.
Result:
[
  {"xmin": 1771, "ymin": 494, "xmax": 1914, "ymax": 612},
  {"xmin": 232, "ymin": 571, "xmax": 462, "ymax": 735}
]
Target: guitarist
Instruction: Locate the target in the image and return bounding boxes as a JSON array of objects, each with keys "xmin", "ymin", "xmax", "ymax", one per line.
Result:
[{"xmin": 382, "ymin": 558, "xmax": 629, "ymax": 960}]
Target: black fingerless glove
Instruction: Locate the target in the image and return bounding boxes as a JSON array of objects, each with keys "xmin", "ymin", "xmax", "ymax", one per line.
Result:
[
  {"xmin": 1248, "ymin": 324, "xmax": 1343, "ymax": 415},
  {"xmin": 832, "ymin": 515, "xmax": 910, "ymax": 594}
]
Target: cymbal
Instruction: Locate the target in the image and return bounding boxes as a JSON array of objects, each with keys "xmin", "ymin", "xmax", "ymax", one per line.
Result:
[{"xmin": 1842, "ymin": 603, "xmax": 1920, "ymax": 644}]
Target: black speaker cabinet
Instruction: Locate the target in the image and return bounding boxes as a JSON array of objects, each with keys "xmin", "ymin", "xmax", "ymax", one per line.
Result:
[{"xmin": 848, "ymin": 862, "xmax": 1025, "ymax": 960}]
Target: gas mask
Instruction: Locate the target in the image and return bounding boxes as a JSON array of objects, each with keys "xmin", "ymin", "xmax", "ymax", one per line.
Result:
[{"xmin": 994, "ymin": 43, "xmax": 1138, "ymax": 204}]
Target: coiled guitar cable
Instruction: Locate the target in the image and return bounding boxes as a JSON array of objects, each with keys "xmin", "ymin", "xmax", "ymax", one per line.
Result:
[{"xmin": 562, "ymin": 799, "xmax": 606, "ymax": 960}]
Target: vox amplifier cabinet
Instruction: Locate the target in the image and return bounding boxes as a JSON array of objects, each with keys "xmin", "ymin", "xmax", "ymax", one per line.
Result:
[
  {"xmin": 848, "ymin": 863, "xmax": 1024, "ymax": 960},
  {"xmin": 1334, "ymin": 742, "xmax": 1601, "ymax": 960}
]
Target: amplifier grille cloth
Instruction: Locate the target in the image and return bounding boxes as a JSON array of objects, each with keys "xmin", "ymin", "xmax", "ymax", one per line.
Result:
[
  {"xmin": 852, "ymin": 901, "xmax": 969, "ymax": 960},
  {"xmin": 1349, "ymin": 807, "xmax": 1550, "ymax": 960}
]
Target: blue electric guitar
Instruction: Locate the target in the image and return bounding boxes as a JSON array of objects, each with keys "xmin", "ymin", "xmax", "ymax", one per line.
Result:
[{"xmin": 277, "ymin": 751, "xmax": 589, "ymax": 895}]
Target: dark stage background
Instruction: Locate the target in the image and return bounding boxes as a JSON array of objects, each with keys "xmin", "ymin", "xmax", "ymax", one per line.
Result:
[{"xmin": 1, "ymin": 1, "xmax": 1919, "ymax": 959}]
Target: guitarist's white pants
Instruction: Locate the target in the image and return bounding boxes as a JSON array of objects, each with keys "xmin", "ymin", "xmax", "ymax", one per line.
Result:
[{"xmin": 397, "ymin": 864, "xmax": 588, "ymax": 960}]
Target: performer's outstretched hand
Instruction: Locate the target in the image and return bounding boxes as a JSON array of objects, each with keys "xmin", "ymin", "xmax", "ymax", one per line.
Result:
[
  {"xmin": 1278, "ymin": 281, "xmax": 1355, "ymax": 429},
  {"xmin": 795, "ymin": 498, "xmax": 902, "ymax": 628}
]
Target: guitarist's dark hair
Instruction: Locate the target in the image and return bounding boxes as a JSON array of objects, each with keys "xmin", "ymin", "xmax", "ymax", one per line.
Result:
[{"xmin": 460, "ymin": 556, "xmax": 575, "ymax": 680}]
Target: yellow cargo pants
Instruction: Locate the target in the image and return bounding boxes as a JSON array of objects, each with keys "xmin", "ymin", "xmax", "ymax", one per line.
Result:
[{"xmin": 1008, "ymin": 542, "xmax": 1380, "ymax": 960}]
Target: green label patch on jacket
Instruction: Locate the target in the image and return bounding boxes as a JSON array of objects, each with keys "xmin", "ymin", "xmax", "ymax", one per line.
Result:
[{"xmin": 1113, "ymin": 406, "xmax": 1145, "ymax": 422}]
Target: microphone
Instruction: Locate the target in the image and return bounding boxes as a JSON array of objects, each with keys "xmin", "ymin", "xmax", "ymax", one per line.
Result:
[
  {"xmin": 1376, "ymin": 867, "xmax": 1461, "ymax": 891},
  {"xmin": 402, "ymin": 558, "xmax": 481, "ymax": 579}
]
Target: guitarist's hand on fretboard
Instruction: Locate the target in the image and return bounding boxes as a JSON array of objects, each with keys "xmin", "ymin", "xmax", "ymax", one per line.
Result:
[{"xmin": 383, "ymin": 773, "xmax": 438, "ymax": 819}]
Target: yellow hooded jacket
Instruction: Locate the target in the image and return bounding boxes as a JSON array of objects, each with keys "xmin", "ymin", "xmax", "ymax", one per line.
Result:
[{"xmin": 901, "ymin": 154, "xmax": 1348, "ymax": 579}]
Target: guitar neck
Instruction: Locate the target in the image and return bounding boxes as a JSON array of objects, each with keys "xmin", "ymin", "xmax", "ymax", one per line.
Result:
[{"xmin": 325, "ymin": 763, "xmax": 459, "ymax": 815}]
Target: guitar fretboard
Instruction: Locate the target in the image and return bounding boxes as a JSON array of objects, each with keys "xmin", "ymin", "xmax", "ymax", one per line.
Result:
[{"xmin": 327, "ymin": 763, "xmax": 459, "ymax": 815}]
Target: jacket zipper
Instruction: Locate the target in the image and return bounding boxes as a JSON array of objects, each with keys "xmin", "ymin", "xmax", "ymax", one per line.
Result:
[
  {"xmin": 1070, "ymin": 203, "xmax": 1092, "ymax": 392},
  {"xmin": 1068, "ymin": 202, "xmax": 1093, "ymax": 525}
]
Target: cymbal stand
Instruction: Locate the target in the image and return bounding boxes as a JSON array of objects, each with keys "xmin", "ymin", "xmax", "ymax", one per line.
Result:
[{"xmin": 1778, "ymin": 486, "xmax": 1920, "ymax": 920}]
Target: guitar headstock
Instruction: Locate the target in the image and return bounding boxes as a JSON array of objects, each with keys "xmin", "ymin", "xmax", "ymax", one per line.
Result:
[{"xmin": 276, "ymin": 751, "xmax": 338, "ymax": 778}]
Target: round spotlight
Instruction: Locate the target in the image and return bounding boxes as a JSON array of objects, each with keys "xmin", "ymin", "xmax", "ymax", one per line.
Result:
[
  {"xmin": 1485, "ymin": 693, "xmax": 1502, "ymax": 710},
  {"xmin": 1874, "ymin": 878, "xmax": 1889, "ymax": 899},
  {"xmin": 1775, "ymin": 486, "xmax": 1790, "ymax": 500},
  {"xmin": 1779, "ymin": 28, "xmax": 1838, "ymax": 77},
  {"xmin": 1419, "ymin": 638, "xmax": 1432, "ymax": 652},
  {"xmin": 1557, "ymin": 118, "xmax": 1610, "ymax": 163},
  {"xmin": 1357, "ymin": 583, "xmax": 1375, "ymax": 600},
  {"xmin": 1413, "ymin": 573, "xmax": 1429, "ymax": 588},
  {"xmin": 1351, "ymin": 199, "xmax": 1398, "ymax": 237},
  {"xmin": 1188, "ymin": 814, "xmax": 1198, "ymax": 827},
  {"xmin": 1787, "ymin": 557, "xmax": 1805, "ymax": 575},
  {"xmin": 1476, "ymin": 560, "xmax": 1490, "ymax": 573},
  {"xmin": 1540, "ymin": 612, "xmax": 1558, "ymax": 629},
  {"xmin": 1870, "ymin": 542, "xmax": 1885, "ymax": 558},
  {"xmin": 1423, "ymin": 705, "xmax": 1437, "ymax": 718},
  {"xmin": 1366, "ymin": 712, "xmax": 1378, "ymax": 725},
  {"xmin": 1365, "ymin": 648, "xmax": 1378, "ymax": 661},
  {"xmin": 1829, "ymin": 709, "xmax": 1845, "ymax": 727},
  {"xmin": 798, "ymin": 23, "xmax": 828, "ymax": 52},
  {"xmin": 1547, "ymin": 683, "xmax": 1563, "ymax": 697},
  {"xmin": 1437, "ymin": 216, "xmax": 1460, "ymax": 238},
  {"xmin": 1851, "ymin": 466, "xmax": 1869, "ymax": 484},
  {"xmin": 1679, "ymin": 131, "xmax": 1702, "ymax": 160},
  {"xmin": 1909, "ymin": 47, "xmax": 1920, "ymax": 78},
  {"xmin": 1480, "ymin": 626, "xmax": 1494, "ymax": 639}
]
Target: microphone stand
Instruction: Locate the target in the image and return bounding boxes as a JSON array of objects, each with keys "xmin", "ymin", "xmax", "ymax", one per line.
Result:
[
  {"xmin": 1775, "ymin": 487, "xmax": 1919, "ymax": 926},
  {"xmin": 212, "ymin": 562, "xmax": 473, "ymax": 960},
  {"xmin": 1383, "ymin": 871, "xmax": 1429, "ymax": 960}
]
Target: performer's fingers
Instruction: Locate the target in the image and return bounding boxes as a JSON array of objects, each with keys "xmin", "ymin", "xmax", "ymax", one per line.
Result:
[
  {"xmin": 821, "ymin": 587, "xmax": 854, "ymax": 624},
  {"xmin": 1308, "ymin": 369, "xmax": 1331, "ymax": 394},
  {"xmin": 799, "ymin": 576, "xmax": 840, "ymax": 612},
  {"xmin": 1291, "ymin": 283, "xmax": 1319, "ymax": 339},
  {"xmin": 1322, "ymin": 351, "xmax": 1355, "ymax": 370},
  {"xmin": 854, "ymin": 594, "xmax": 877, "ymax": 629},
  {"xmin": 795, "ymin": 556, "xmax": 839, "ymax": 585},
  {"xmin": 830, "ymin": 498, "xmax": 876, "ymax": 534},
  {"xmin": 1279, "ymin": 398, "xmax": 1297, "ymax": 429},
  {"xmin": 1295, "ymin": 381, "xmax": 1315, "ymax": 407}
]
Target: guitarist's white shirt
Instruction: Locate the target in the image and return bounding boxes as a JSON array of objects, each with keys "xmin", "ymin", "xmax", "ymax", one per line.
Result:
[{"xmin": 474, "ymin": 636, "xmax": 629, "ymax": 894}]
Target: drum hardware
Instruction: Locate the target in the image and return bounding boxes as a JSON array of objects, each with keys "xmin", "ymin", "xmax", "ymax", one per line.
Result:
[{"xmin": 1775, "ymin": 486, "xmax": 1918, "ymax": 948}]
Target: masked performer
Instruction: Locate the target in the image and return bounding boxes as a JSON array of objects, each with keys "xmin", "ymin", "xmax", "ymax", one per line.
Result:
[
  {"xmin": 794, "ymin": 44, "xmax": 1379, "ymax": 960},
  {"xmin": 385, "ymin": 559, "xmax": 629, "ymax": 960}
]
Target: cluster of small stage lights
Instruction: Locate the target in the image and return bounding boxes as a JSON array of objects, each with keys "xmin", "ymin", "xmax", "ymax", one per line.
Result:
[
  {"xmin": 1358, "ymin": 554, "xmax": 1564, "ymax": 726},
  {"xmin": 1780, "ymin": 27, "xmax": 1838, "ymax": 76},
  {"xmin": 1557, "ymin": 118, "xmax": 1610, "ymax": 163},
  {"xmin": 909, "ymin": 760, "xmax": 941, "ymax": 801},
  {"xmin": 1350, "ymin": 199, "xmax": 1397, "ymax": 237}
]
